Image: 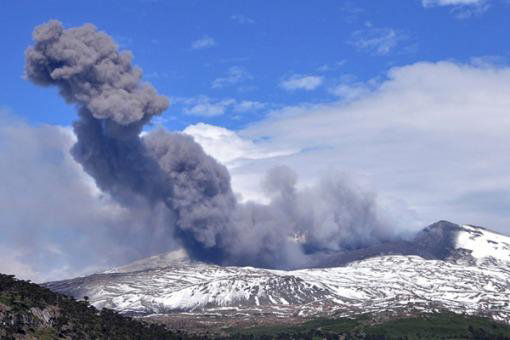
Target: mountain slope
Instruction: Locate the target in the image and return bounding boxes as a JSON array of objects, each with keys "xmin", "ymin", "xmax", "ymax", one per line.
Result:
[
  {"xmin": 316, "ymin": 220, "xmax": 510, "ymax": 267},
  {"xmin": 44, "ymin": 221, "xmax": 510, "ymax": 325},
  {"xmin": 4, "ymin": 271, "xmax": 510, "ymax": 339}
]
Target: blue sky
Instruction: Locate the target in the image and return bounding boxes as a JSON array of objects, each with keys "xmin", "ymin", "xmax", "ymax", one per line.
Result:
[
  {"xmin": 1, "ymin": 0, "xmax": 510, "ymax": 281},
  {"xmin": 2, "ymin": 0, "xmax": 509, "ymax": 130}
]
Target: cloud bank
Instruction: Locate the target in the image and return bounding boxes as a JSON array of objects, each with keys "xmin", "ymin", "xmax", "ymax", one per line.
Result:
[
  {"xmin": 0, "ymin": 112, "xmax": 180, "ymax": 282},
  {"xmin": 233, "ymin": 61, "xmax": 510, "ymax": 232}
]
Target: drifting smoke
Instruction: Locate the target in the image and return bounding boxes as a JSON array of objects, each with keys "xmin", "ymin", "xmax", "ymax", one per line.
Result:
[{"xmin": 25, "ymin": 20, "xmax": 400, "ymax": 269}]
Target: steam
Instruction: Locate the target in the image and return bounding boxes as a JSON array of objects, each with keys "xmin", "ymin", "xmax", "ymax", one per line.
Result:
[{"xmin": 25, "ymin": 20, "xmax": 400, "ymax": 269}]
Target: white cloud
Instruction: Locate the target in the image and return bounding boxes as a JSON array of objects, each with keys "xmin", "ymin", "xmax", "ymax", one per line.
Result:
[
  {"xmin": 0, "ymin": 249, "xmax": 40, "ymax": 282},
  {"xmin": 329, "ymin": 82, "xmax": 372, "ymax": 101},
  {"xmin": 178, "ymin": 96, "xmax": 265, "ymax": 116},
  {"xmin": 280, "ymin": 75, "xmax": 323, "ymax": 91},
  {"xmin": 0, "ymin": 112, "xmax": 181, "ymax": 281},
  {"xmin": 231, "ymin": 14, "xmax": 255, "ymax": 24},
  {"xmin": 212, "ymin": 66, "xmax": 251, "ymax": 89},
  {"xmin": 181, "ymin": 96, "xmax": 235, "ymax": 116},
  {"xmin": 234, "ymin": 100, "xmax": 266, "ymax": 112},
  {"xmin": 349, "ymin": 28, "xmax": 407, "ymax": 56},
  {"xmin": 328, "ymin": 76, "xmax": 381, "ymax": 101},
  {"xmin": 182, "ymin": 123, "xmax": 297, "ymax": 202},
  {"xmin": 233, "ymin": 61, "xmax": 510, "ymax": 232},
  {"xmin": 422, "ymin": 0, "xmax": 490, "ymax": 18},
  {"xmin": 183, "ymin": 123, "xmax": 295, "ymax": 168},
  {"xmin": 422, "ymin": 0, "xmax": 485, "ymax": 6},
  {"xmin": 191, "ymin": 36, "xmax": 216, "ymax": 50},
  {"xmin": 318, "ymin": 60, "xmax": 347, "ymax": 72}
]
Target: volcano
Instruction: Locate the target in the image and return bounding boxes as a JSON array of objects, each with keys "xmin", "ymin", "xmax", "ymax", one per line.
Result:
[{"xmin": 43, "ymin": 221, "xmax": 510, "ymax": 330}]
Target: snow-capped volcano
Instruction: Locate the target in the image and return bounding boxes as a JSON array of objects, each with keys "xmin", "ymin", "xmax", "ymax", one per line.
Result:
[{"xmin": 44, "ymin": 221, "xmax": 510, "ymax": 323}]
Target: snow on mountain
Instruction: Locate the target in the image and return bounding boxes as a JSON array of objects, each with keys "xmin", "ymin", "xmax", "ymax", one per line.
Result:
[
  {"xmin": 104, "ymin": 249, "xmax": 193, "ymax": 274},
  {"xmin": 455, "ymin": 224, "xmax": 510, "ymax": 263},
  {"xmin": 44, "ymin": 221, "xmax": 510, "ymax": 323}
]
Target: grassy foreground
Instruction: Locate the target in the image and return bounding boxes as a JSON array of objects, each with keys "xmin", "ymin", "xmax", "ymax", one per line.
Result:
[{"xmin": 227, "ymin": 312, "xmax": 510, "ymax": 339}]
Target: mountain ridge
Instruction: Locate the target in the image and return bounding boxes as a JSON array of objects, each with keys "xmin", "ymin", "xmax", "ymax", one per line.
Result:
[
  {"xmin": 95, "ymin": 220, "xmax": 510, "ymax": 273},
  {"xmin": 43, "ymin": 220, "xmax": 510, "ymax": 327}
]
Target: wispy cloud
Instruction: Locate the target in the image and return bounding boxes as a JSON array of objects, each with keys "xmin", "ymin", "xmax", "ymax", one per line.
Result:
[
  {"xmin": 180, "ymin": 96, "xmax": 234, "ymax": 116},
  {"xmin": 329, "ymin": 80, "xmax": 374, "ymax": 101},
  {"xmin": 231, "ymin": 14, "xmax": 255, "ymax": 24},
  {"xmin": 177, "ymin": 96, "xmax": 265, "ymax": 116},
  {"xmin": 317, "ymin": 60, "xmax": 347, "ymax": 72},
  {"xmin": 212, "ymin": 66, "xmax": 251, "ymax": 89},
  {"xmin": 280, "ymin": 75, "xmax": 323, "ymax": 91},
  {"xmin": 234, "ymin": 100, "xmax": 266, "ymax": 112},
  {"xmin": 191, "ymin": 36, "xmax": 216, "ymax": 50},
  {"xmin": 422, "ymin": 0, "xmax": 490, "ymax": 18},
  {"xmin": 349, "ymin": 27, "xmax": 408, "ymax": 56},
  {"xmin": 422, "ymin": 0, "xmax": 485, "ymax": 6},
  {"xmin": 339, "ymin": 1, "xmax": 364, "ymax": 23}
]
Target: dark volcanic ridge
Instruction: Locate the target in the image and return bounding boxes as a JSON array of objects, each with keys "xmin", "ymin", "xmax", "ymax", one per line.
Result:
[{"xmin": 315, "ymin": 220, "xmax": 477, "ymax": 268}]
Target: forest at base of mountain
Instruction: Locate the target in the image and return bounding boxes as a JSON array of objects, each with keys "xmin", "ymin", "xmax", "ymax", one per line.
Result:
[
  {"xmin": 1, "ymin": 273, "xmax": 510, "ymax": 339},
  {"xmin": 227, "ymin": 312, "xmax": 510, "ymax": 339},
  {"xmin": 0, "ymin": 273, "xmax": 187, "ymax": 339}
]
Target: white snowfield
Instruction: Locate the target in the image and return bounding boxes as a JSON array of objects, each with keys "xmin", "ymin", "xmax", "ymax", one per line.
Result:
[
  {"xmin": 45, "ymin": 224, "xmax": 510, "ymax": 322},
  {"xmin": 455, "ymin": 225, "xmax": 510, "ymax": 263}
]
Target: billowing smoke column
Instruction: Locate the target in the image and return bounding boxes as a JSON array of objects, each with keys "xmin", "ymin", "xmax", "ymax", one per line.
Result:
[{"xmin": 25, "ymin": 20, "xmax": 397, "ymax": 269}]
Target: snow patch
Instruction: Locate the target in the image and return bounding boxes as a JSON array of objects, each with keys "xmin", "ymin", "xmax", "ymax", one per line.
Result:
[{"xmin": 455, "ymin": 225, "xmax": 510, "ymax": 263}]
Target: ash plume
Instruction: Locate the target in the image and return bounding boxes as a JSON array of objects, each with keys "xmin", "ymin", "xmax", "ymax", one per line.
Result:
[{"xmin": 25, "ymin": 20, "xmax": 401, "ymax": 269}]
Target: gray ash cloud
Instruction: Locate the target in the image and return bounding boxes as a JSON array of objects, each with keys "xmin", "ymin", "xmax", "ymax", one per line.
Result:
[{"xmin": 25, "ymin": 20, "xmax": 400, "ymax": 269}]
